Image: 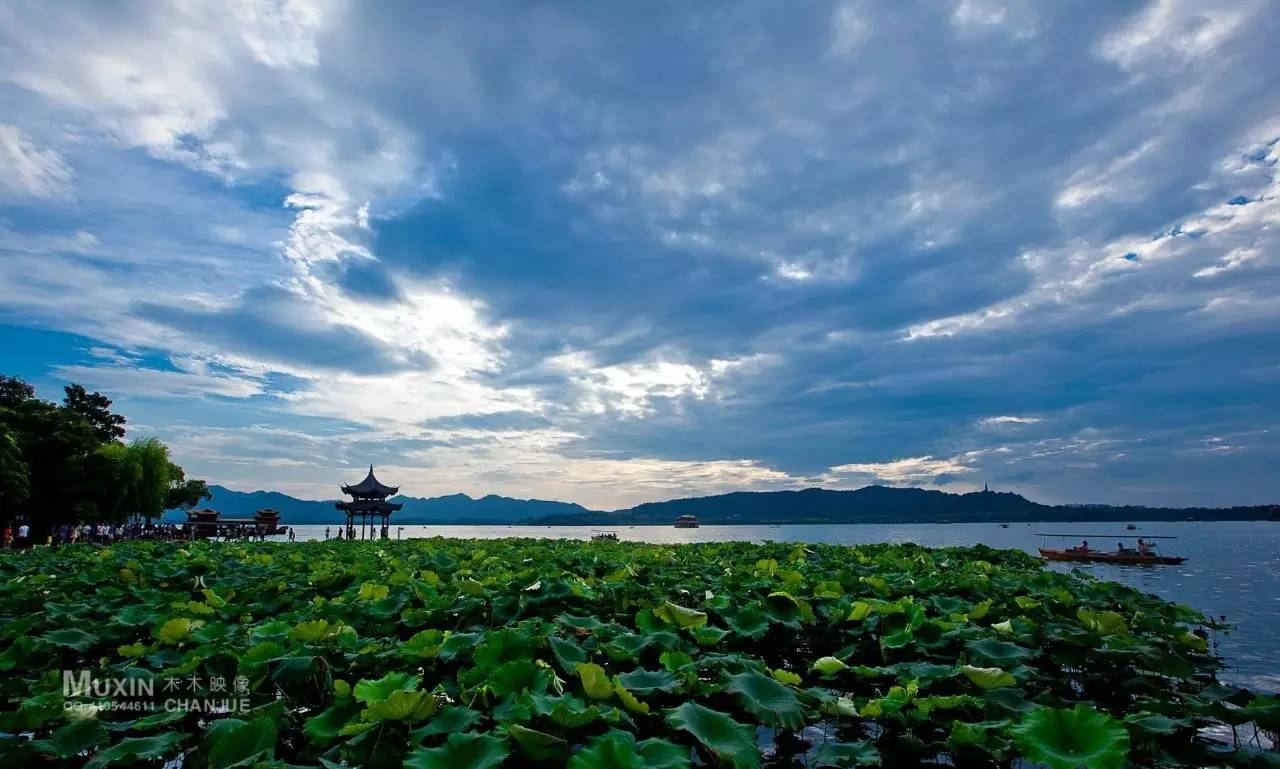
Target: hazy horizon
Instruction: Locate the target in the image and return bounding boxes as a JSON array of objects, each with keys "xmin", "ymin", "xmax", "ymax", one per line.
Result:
[{"xmin": 3, "ymin": 1, "xmax": 1278, "ymax": 509}]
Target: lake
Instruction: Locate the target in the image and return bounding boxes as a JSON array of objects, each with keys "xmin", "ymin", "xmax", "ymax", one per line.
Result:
[{"xmin": 284, "ymin": 520, "xmax": 1280, "ymax": 692}]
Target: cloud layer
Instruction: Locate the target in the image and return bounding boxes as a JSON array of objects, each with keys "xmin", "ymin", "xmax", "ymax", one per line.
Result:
[{"xmin": 1, "ymin": 0, "xmax": 1277, "ymax": 509}]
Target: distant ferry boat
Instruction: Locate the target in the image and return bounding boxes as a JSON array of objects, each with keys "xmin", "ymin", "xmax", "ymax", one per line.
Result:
[{"xmin": 674, "ymin": 514, "xmax": 700, "ymax": 528}]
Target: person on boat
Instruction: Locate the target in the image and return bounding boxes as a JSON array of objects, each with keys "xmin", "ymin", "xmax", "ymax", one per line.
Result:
[
  {"xmin": 1136, "ymin": 538, "xmax": 1151, "ymax": 555},
  {"xmin": 1075, "ymin": 540, "xmax": 1090, "ymax": 553},
  {"xmin": 1117, "ymin": 541, "xmax": 1131, "ymax": 553}
]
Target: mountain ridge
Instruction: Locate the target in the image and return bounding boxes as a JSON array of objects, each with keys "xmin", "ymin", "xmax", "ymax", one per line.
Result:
[{"xmin": 165, "ymin": 484, "xmax": 1278, "ymax": 525}]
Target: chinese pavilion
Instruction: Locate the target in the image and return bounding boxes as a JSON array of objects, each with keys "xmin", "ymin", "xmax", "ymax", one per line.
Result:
[{"xmin": 336, "ymin": 465, "xmax": 402, "ymax": 540}]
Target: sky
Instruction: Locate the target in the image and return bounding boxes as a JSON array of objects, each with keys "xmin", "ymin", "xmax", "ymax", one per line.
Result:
[{"xmin": 0, "ymin": 0, "xmax": 1277, "ymax": 510}]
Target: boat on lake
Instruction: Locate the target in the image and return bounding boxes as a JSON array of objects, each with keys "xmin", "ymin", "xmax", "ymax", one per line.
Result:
[
  {"xmin": 590, "ymin": 530, "xmax": 619, "ymax": 542},
  {"xmin": 1039, "ymin": 547, "xmax": 1185, "ymax": 565},
  {"xmin": 1126, "ymin": 523, "xmax": 1138, "ymax": 530},
  {"xmin": 674, "ymin": 514, "xmax": 699, "ymax": 529},
  {"xmin": 1035, "ymin": 532, "xmax": 1185, "ymax": 565}
]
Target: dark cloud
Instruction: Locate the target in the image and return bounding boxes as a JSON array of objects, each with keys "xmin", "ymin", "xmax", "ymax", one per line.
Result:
[{"xmin": 135, "ymin": 286, "xmax": 425, "ymax": 375}]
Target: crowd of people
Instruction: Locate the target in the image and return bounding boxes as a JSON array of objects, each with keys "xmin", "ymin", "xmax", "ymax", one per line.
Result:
[{"xmin": 2, "ymin": 520, "xmax": 189, "ymax": 549}]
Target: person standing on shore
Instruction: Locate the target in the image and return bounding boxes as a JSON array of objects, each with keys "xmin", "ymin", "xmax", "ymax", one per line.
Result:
[{"xmin": 324, "ymin": 527, "xmax": 330, "ymax": 540}]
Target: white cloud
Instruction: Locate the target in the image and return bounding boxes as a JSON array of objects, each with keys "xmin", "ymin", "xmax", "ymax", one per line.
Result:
[
  {"xmin": 978, "ymin": 415, "xmax": 1042, "ymax": 427},
  {"xmin": 1194, "ymin": 247, "xmax": 1262, "ymax": 278},
  {"xmin": 0, "ymin": 124, "xmax": 74, "ymax": 199},
  {"xmin": 549, "ymin": 352, "xmax": 713, "ymax": 417},
  {"xmin": 829, "ymin": 3, "xmax": 870, "ymax": 56},
  {"xmin": 828, "ymin": 455, "xmax": 976, "ymax": 483},
  {"xmin": 1097, "ymin": 0, "xmax": 1255, "ymax": 71},
  {"xmin": 52, "ymin": 363, "xmax": 265, "ymax": 400}
]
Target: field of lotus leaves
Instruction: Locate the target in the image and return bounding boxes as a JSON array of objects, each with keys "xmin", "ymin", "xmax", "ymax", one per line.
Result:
[{"xmin": 1, "ymin": 537, "xmax": 1277, "ymax": 769}]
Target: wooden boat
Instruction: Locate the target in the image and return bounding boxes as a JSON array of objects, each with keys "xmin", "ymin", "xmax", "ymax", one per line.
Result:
[
  {"xmin": 1000, "ymin": 523, "xmax": 1010, "ymax": 528},
  {"xmin": 590, "ymin": 530, "xmax": 619, "ymax": 542},
  {"xmin": 1126, "ymin": 523, "xmax": 1137, "ymax": 530},
  {"xmin": 674, "ymin": 515, "xmax": 700, "ymax": 529},
  {"xmin": 1038, "ymin": 547, "xmax": 1185, "ymax": 565}
]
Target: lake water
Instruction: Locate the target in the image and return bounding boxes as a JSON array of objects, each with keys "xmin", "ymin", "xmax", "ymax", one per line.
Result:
[{"xmin": 284, "ymin": 520, "xmax": 1280, "ymax": 692}]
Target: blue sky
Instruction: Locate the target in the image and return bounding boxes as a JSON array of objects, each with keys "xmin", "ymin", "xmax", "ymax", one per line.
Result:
[{"xmin": 1, "ymin": 1, "xmax": 1277, "ymax": 509}]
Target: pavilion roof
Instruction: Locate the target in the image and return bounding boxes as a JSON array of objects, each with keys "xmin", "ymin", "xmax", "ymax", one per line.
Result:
[
  {"xmin": 335, "ymin": 499, "xmax": 403, "ymax": 513},
  {"xmin": 341, "ymin": 465, "xmax": 399, "ymax": 497}
]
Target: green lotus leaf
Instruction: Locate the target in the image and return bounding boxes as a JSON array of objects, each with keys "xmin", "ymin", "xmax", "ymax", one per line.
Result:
[
  {"xmin": 568, "ymin": 729, "xmax": 691, "ymax": 769},
  {"xmin": 354, "ymin": 670, "xmax": 420, "ymax": 704},
  {"xmin": 289, "ymin": 619, "xmax": 337, "ymax": 643},
  {"xmin": 363, "ymin": 689, "xmax": 440, "ymax": 722},
  {"xmin": 721, "ymin": 604, "xmax": 770, "ymax": 639},
  {"xmin": 604, "ymin": 632, "xmax": 652, "ymax": 661},
  {"xmin": 617, "ymin": 668, "xmax": 681, "ymax": 694},
  {"xmin": 1124, "ymin": 712, "xmax": 1184, "ymax": 735},
  {"xmin": 404, "ymin": 628, "xmax": 448, "ymax": 658},
  {"xmin": 507, "ymin": 723, "xmax": 569, "ymax": 761},
  {"xmin": 531, "ymin": 693, "xmax": 602, "ymax": 728},
  {"xmin": 1013, "ymin": 704, "xmax": 1129, "ymax": 769},
  {"xmin": 405, "ymin": 731, "xmax": 510, "ymax": 769},
  {"xmin": 654, "ymin": 601, "xmax": 708, "ymax": 629},
  {"xmin": 847, "ymin": 601, "xmax": 872, "ymax": 621},
  {"xmin": 659, "ymin": 650, "xmax": 694, "ymax": 671},
  {"xmin": 487, "ymin": 659, "xmax": 552, "ymax": 696},
  {"xmin": 439, "ymin": 631, "xmax": 481, "ymax": 661},
  {"xmin": 813, "ymin": 740, "xmax": 881, "ymax": 767},
  {"xmin": 666, "ymin": 701, "xmax": 759, "ymax": 769},
  {"xmin": 577, "ymin": 661, "xmax": 615, "ymax": 700},
  {"xmin": 117, "ymin": 641, "xmax": 146, "ymax": 658},
  {"xmin": 411, "ymin": 706, "xmax": 483, "ymax": 741},
  {"xmin": 84, "ymin": 732, "xmax": 183, "ymax": 769},
  {"xmin": 241, "ymin": 640, "xmax": 287, "ymax": 663},
  {"xmin": 961, "ymin": 665, "xmax": 1016, "ymax": 689},
  {"xmin": 692, "ymin": 625, "xmax": 731, "ymax": 646},
  {"xmin": 36, "ymin": 718, "xmax": 108, "ymax": 758},
  {"xmin": 356, "ymin": 582, "xmax": 389, "ymax": 601},
  {"xmin": 40, "ymin": 628, "xmax": 97, "ymax": 651},
  {"xmin": 1077, "ymin": 609, "xmax": 1128, "ymax": 637},
  {"xmin": 947, "ymin": 719, "xmax": 1012, "ymax": 753},
  {"xmin": 304, "ymin": 700, "xmax": 361, "ymax": 745},
  {"xmin": 202, "ymin": 717, "xmax": 276, "ymax": 769},
  {"xmin": 771, "ymin": 668, "xmax": 801, "ymax": 686},
  {"xmin": 812, "ymin": 656, "xmax": 849, "ymax": 676},
  {"xmin": 550, "ymin": 635, "xmax": 588, "ymax": 671},
  {"xmin": 914, "ymin": 694, "xmax": 981, "ymax": 716},
  {"xmin": 724, "ymin": 670, "xmax": 806, "ymax": 729},
  {"xmin": 613, "ymin": 682, "xmax": 650, "ymax": 715},
  {"xmin": 155, "ymin": 617, "xmax": 201, "ymax": 645},
  {"xmin": 966, "ymin": 638, "xmax": 1034, "ymax": 666}
]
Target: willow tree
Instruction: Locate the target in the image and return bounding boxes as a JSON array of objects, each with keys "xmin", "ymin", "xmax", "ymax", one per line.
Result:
[{"xmin": 129, "ymin": 437, "xmax": 173, "ymax": 524}]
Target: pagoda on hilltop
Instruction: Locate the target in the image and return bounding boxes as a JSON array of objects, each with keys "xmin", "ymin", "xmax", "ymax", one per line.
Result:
[{"xmin": 336, "ymin": 465, "xmax": 402, "ymax": 540}]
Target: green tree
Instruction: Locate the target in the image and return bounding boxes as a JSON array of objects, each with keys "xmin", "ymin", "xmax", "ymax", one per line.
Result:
[
  {"xmin": 166, "ymin": 463, "xmax": 211, "ymax": 511},
  {"xmin": 63, "ymin": 384, "xmax": 127, "ymax": 443},
  {"xmin": 88, "ymin": 442, "xmax": 143, "ymax": 524},
  {"xmin": 0, "ymin": 426, "xmax": 29, "ymax": 512},
  {"xmin": 129, "ymin": 438, "xmax": 173, "ymax": 524},
  {"xmin": 0, "ymin": 374, "xmax": 209, "ymax": 532},
  {"xmin": 0, "ymin": 375, "xmax": 36, "ymax": 409},
  {"xmin": 0, "ymin": 377, "xmax": 101, "ymax": 531}
]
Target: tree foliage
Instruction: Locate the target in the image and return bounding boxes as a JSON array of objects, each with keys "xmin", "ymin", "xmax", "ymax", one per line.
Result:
[
  {"xmin": 62, "ymin": 383, "xmax": 127, "ymax": 443},
  {"xmin": 0, "ymin": 374, "xmax": 204, "ymax": 531}
]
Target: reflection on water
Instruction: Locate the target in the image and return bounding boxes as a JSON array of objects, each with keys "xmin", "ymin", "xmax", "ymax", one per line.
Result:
[{"xmin": 284, "ymin": 520, "xmax": 1280, "ymax": 691}]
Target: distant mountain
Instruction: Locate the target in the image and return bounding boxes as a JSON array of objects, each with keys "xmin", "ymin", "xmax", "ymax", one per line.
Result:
[
  {"xmin": 166, "ymin": 484, "xmax": 1276, "ymax": 526},
  {"xmin": 537, "ymin": 486, "xmax": 1053, "ymax": 525},
  {"xmin": 540, "ymin": 486, "xmax": 1276, "ymax": 525},
  {"xmin": 164, "ymin": 485, "xmax": 594, "ymax": 524}
]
